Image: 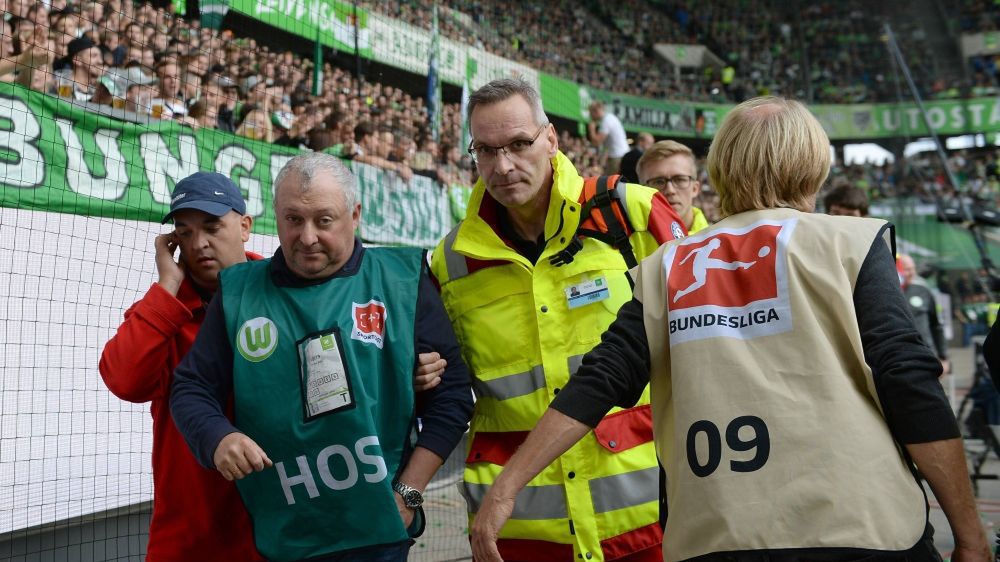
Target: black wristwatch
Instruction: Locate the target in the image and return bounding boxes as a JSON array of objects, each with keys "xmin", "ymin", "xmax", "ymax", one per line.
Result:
[{"xmin": 392, "ymin": 481, "xmax": 424, "ymax": 509}]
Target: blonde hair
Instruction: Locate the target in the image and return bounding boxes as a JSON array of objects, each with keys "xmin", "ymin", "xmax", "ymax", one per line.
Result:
[
  {"xmin": 636, "ymin": 140, "xmax": 696, "ymax": 177},
  {"xmin": 707, "ymin": 97, "xmax": 830, "ymax": 217}
]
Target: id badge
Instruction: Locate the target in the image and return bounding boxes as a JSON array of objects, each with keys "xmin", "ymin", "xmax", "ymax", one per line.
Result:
[
  {"xmin": 565, "ymin": 276, "xmax": 611, "ymax": 309},
  {"xmin": 297, "ymin": 329, "xmax": 355, "ymax": 420}
]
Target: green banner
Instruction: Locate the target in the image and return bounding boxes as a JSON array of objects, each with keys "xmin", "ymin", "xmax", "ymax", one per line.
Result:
[
  {"xmin": 228, "ymin": 0, "xmax": 370, "ymax": 54},
  {"xmin": 539, "ymin": 72, "xmax": 724, "ymax": 139},
  {"xmin": 810, "ymin": 99, "xmax": 1000, "ymax": 139},
  {"xmin": 542, "ymin": 74, "xmax": 1000, "ymax": 141},
  {"xmin": 0, "ymin": 83, "xmax": 455, "ymax": 247}
]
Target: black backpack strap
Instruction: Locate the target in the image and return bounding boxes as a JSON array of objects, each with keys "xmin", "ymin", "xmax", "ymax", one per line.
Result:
[
  {"xmin": 593, "ymin": 176, "xmax": 638, "ymax": 269},
  {"xmin": 548, "ymin": 176, "xmax": 638, "ymax": 270}
]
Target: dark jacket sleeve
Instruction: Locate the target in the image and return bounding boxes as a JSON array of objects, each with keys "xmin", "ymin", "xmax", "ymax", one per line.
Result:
[
  {"xmin": 927, "ymin": 289, "xmax": 949, "ymax": 359},
  {"xmin": 986, "ymin": 318, "xmax": 1000, "ymax": 390},
  {"xmin": 413, "ymin": 272, "xmax": 474, "ymax": 460},
  {"xmin": 170, "ymin": 293, "xmax": 240, "ymax": 469},
  {"xmin": 550, "ymin": 297, "xmax": 652, "ymax": 427},
  {"xmin": 855, "ymin": 235, "xmax": 959, "ymax": 444}
]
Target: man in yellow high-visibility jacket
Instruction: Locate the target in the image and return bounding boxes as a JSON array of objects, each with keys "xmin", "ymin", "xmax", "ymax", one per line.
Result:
[
  {"xmin": 431, "ymin": 78, "xmax": 685, "ymax": 562},
  {"xmin": 637, "ymin": 140, "xmax": 709, "ymax": 234}
]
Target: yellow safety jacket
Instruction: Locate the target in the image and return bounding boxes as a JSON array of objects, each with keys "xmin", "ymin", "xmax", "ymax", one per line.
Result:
[
  {"xmin": 688, "ymin": 206, "xmax": 709, "ymax": 234},
  {"xmin": 431, "ymin": 151, "xmax": 684, "ymax": 562}
]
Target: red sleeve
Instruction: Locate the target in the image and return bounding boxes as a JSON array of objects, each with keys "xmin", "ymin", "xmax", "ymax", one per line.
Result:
[
  {"xmin": 98, "ymin": 282, "xmax": 194, "ymax": 403},
  {"xmin": 646, "ymin": 191, "xmax": 687, "ymax": 244}
]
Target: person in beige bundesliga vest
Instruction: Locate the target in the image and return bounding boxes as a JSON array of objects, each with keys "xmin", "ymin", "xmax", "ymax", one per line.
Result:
[{"xmin": 469, "ymin": 96, "xmax": 990, "ymax": 562}]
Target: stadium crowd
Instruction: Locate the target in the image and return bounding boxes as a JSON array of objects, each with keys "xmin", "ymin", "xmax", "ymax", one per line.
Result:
[
  {"xmin": 1, "ymin": 0, "xmax": 483, "ymax": 187},
  {"xmin": 361, "ymin": 0, "xmax": 974, "ymax": 104},
  {"xmin": 1, "ymin": 0, "xmax": 996, "ymax": 206}
]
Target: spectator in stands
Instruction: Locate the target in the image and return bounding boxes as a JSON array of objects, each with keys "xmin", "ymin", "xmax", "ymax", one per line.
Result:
[
  {"xmin": 349, "ymin": 121, "xmax": 414, "ymax": 181},
  {"xmin": 56, "ymin": 36, "xmax": 105, "ymax": 101},
  {"xmin": 235, "ymin": 105, "xmax": 274, "ymax": 143},
  {"xmin": 192, "ymin": 79, "xmax": 227, "ymax": 131},
  {"xmin": 619, "ymin": 132, "xmax": 654, "ymax": 184},
  {"xmin": 170, "ymin": 153, "xmax": 472, "ymax": 562},
  {"xmin": 101, "ymin": 28, "xmax": 126, "ymax": 67},
  {"xmin": 378, "ymin": 128, "xmax": 395, "ymax": 160},
  {"xmin": 470, "ymin": 95, "xmax": 989, "ymax": 562},
  {"xmin": 273, "ymin": 106, "xmax": 319, "ymax": 150},
  {"xmin": 155, "ymin": 58, "xmax": 186, "ymax": 118},
  {"xmin": 587, "ymin": 101, "xmax": 629, "ymax": 175},
  {"xmin": 0, "ymin": 18, "xmax": 49, "ymax": 88},
  {"xmin": 824, "ymin": 183, "xmax": 870, "ymax": 217},
  {"xmin": 898, "ymin": 254, "xmax": 950, "ymax": 375},
  {"xmin": 638, "ymin": 140, "xmax": 710, "ymax": 234}
]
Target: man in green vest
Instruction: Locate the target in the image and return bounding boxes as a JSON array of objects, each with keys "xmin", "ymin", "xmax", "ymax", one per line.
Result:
[
  {"xmin": 638, "ymin": 140, "xmax": 710, "ymax": 234},
  {"xmin": 170, "ymin": 152, "xmax": 474, "ymax": 562}
]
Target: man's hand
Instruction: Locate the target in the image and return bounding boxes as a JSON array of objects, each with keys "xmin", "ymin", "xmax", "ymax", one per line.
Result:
[
  {"xmin": 950, "ymin": 543, "xmax": 991, "ymax": 562},
  {"xmin": 470, "ymin": 486, "xmax": 516, "ymax": 562},
  {"xmin": 213, "ymin": 432, "xmax": 273, "ymax": 481},
  {"xmin": 395, "ymin": 163, "xmax": 414, "ymax": 182},
  {"xmin": 414, "ymin": 352, "xmax": 446, "ymax": 392},
  {"xmin": 154, "ymin": 233, "xmax": 185, "ymax": 295},
  {"xmin": 940, "ymin": 358, "xmax": 951, "ymax": 377},
  {"xmin": 393, "ymin": 491, "xmax": 416, "ymax": 529}
]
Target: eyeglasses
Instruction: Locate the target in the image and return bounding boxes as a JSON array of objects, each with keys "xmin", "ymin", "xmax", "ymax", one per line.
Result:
[
  {"xmin": 467, "ymin": 123, "xmax": 549, "ymax": 163},
  {"xmin": 645, "ymin": 175, "xmax": 696, "ymax": 190}
]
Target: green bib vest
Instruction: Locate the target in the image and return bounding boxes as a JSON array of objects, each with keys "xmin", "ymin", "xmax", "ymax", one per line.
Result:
[{"xmin": 221, "ymin": 247, "xmax": 423, "ymax": 562}]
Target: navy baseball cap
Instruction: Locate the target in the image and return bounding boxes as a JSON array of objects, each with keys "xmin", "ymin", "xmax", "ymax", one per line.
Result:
[{"xmin": 161, "ymin": 172, "xmax": 247, "ymax": 224}]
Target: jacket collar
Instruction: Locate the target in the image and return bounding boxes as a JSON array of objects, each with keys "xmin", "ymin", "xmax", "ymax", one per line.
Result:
[{"xmin": 453, "ymin": 151, "xmax": 583, "ymax": 267}]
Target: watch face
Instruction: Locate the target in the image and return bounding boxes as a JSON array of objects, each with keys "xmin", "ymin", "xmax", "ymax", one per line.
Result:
[{"xmin": 404, "ymin": 489, "xmax": 423, "ymax": 508}]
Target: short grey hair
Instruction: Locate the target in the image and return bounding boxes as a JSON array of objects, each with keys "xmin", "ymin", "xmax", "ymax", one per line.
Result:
[
  {"xmin": 467, "ymin": 78, "xmax": 547, "ymax": 129},
  {"xmin": 273, "ymin": 152, "xmax": 359, "ymax": 209}
]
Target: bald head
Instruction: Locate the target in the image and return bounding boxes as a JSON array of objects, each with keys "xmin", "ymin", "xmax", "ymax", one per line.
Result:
[
  {"xmin": 898, "ymin": 254, "xmax": 916, "ymax": 286},
  {"xmin": 636, "ymin": 132, "xmax": 655, "ymax": 151}
]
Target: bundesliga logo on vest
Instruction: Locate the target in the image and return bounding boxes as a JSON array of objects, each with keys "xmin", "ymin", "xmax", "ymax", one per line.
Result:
[{"xmin": 664, "ymin": 220, "xmax": 796, "ymax": 345}]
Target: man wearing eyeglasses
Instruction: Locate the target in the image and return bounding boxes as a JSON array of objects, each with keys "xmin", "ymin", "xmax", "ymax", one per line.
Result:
[
  {"xmin": 431, "ymin": 78, "xmax": 685, "ymax": 562},
  {"xmin": 637, "ymin": 141, "xmax": 710, "ymax": 234}
]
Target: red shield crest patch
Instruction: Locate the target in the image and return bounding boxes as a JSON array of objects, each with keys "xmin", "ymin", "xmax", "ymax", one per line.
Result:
[{"xmin": 352, "ymin": 299, "xmax": 387, "ymax": 349}]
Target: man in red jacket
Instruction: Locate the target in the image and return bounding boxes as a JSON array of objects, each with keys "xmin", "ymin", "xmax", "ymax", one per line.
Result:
[{"xmin": 100, "ymin": 172, "xmax": 446, "ymax": 560}]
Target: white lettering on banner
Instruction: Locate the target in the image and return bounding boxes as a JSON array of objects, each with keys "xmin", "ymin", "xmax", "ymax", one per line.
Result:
[
  {"xmin": 139, "ymin": 133, "xmax": 199, "ymax": 204},
  {"xmin": 906, "ymin": 108, "xmax": 921, "ymax": 131},
  {"xmin": 951, "ymin": 105, "xmax": 966, "ymax": 129},
  {"xmin": 53, "ymin": 119, "xmax": 128, "ymax": 200},
  {"xmin": 990, "ymin": 102, "xmax": 1000, "ymax": 127},
  {"xmin": 970, "ymin": 103, "xmax": 986, "ymax": 128},
  {"xmin": 270, "ymin": 153, "xmax": 295, "ymax": 201},
  {"xmin": 0, "ymin": 97, "xmax": 45, "ymax": 188},
  {"xmin": 927, "ymin": 107, "xmax": 946, "ymax": 130},
  {"xmin": 881, "ymin": 110, "xmax": 900, "ymax": 133},
  {"xmin": 214, "ymin": 145, "xmax": 262, "ymax": 218},
  {"xmin": 253, "ymin": 0, "xmax": 368, "ymax": 48},
  {"xmin": 354, "ymin": 161, "xmax": 452, "ymax": 247},
  {"xmin": 275, "ymin": 435, "xmax": 388, "ymax": 506}
]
